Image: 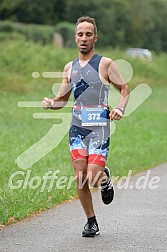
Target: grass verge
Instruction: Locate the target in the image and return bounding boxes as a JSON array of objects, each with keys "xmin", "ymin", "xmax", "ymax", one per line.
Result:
[{"xmin": 0, "ymin": 40, "xmax": 167, "ymax": 226}]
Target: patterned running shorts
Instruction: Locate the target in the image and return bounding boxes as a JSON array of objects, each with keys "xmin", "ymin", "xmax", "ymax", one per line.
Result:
[{"xmin": 69, "ymin": 124, "xmax": 110, "ymax": 167}]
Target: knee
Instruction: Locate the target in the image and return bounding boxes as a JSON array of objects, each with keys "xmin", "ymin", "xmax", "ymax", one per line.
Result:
[
  {"xmin": 72, "ymin": 160, "xmax": 88, "ymax": 186},
  {"xmin": 75, "ymin": 170, "xmax": 87, "ymax": 186},
  {"xmin": 87, "ymin": 169, "xmax": 103, "ymax": 187}
]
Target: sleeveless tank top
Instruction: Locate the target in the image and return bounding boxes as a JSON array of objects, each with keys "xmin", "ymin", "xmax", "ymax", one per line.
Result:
[{"xmin": 70, "ymin": 54, "xmax": 109, "ymax": 126}]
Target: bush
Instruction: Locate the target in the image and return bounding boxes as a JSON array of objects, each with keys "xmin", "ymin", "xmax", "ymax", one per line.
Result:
[
  {"xmin": 0, "ymin": 31, "xmax": 26, "ymax": 42},
  {"xmin": 55, "ymin": 22, "xmax": 75, "ymax": 48},
  {"xmin": 0, "ymin": 20, "xmax": 14, "ymax": 32},
  {"xmin": 0, "ymin": 21, "xmax": 54, "ymax": 44}
]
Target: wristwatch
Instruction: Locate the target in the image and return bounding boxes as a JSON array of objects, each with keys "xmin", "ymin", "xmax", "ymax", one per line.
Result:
[
  {"xmin": 116, "ymin": 106, "xmax": 125, "ymax": 114},
  {"xmin": 50, "ymin": 99, "xmax": 54, "ymax": 109}
]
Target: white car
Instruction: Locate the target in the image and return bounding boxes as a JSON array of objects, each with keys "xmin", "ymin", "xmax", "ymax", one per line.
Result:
[{"xmin": 126, "ymin": 48, "xmax": 152, "ymax": 61}]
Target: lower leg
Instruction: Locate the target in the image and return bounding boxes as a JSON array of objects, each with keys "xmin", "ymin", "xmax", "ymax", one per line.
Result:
[
  {"xmin": 76, "ymin": 182, "xmax": 95, "ymax": 218},
  {"xmin": 73, "ymin": 159, "xmax": 95, "ymax": 218}
]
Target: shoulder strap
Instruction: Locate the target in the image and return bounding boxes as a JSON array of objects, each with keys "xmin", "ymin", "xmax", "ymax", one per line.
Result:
[
  {"xmin": 72, "ymin": 58, "xmax": 79, "ymax": 66},
  {"xmin": 88, "ymin": 54, "xmax": 102, "ymax": 72}
]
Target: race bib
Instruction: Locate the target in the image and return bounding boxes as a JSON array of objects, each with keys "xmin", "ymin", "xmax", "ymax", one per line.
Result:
[{"xmin": 81, "ymin": 107, "xmax": 108, "ymax": 126}]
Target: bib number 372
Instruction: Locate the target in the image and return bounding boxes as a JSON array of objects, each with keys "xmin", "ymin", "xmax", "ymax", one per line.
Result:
[
  {"xmin": 87, "ymin": 113, "xmax": 100, "ymax": 121},
  {"xmin": 81, "ymin": 107, "xmax": 108, "ymax": 126}
]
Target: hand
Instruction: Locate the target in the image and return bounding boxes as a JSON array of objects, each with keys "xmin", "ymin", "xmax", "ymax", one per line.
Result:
[
  {"xmin": 42, "ymin": 97, "xmax": 54, "ymax": 109},
  {"xmin": 109, "ymin": 108, "xmax": 123, "ymax": 121}
]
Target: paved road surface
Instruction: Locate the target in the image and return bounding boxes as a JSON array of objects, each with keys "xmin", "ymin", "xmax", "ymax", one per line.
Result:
[{"xmin": 0, "ymin": 163, "xmax": 167, "ymax": 252}]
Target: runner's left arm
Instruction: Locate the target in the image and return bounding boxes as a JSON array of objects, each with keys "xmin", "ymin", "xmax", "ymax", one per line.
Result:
[{"xmin": 108, "ymin": 60, "xmax": 130, "ymax": 120}]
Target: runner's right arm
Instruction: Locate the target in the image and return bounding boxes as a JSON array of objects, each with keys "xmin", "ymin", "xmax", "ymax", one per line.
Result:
[{"xmin": 42, "ymin": 62, "xmax": 72, "ymax": 110}]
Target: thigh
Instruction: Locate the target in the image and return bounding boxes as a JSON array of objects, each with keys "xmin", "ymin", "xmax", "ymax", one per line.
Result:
[
  {"xmin": 87, "ymin": 163, "xmax": 104, "ymax": 177},
  {"xmin": 72, "ymin": 159, "xmax": 88, "ymax": 185},
  {"xmin": 88, "ymin": 126, "xmax": 110, "ymax": 167},
  {"xmin": 69, "ymin": 125, "xmax": 92, "ymax": 161},
  {"xmin": 87, "ymin": 163, "xmax": 105, "ymax": 186}
]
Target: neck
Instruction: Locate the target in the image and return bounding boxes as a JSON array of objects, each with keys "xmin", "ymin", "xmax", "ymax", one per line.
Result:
[{"xmin": 78, "ymin": 50, "xmax": 96, "ymax": 61}]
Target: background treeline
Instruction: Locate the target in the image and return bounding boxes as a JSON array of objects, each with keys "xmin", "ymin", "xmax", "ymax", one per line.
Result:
[{"xmin": 0, "ymin": 0, "xmax": 167, "ymax": 51}]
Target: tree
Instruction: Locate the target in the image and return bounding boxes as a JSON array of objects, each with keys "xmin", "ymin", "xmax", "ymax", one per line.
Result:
[
  {"xmin": 1, "ymin": 0, "xmax": 167, "ymax": 51},
  {"xmin": 0, "ymin": 0, "xmax": 66, "ymax": 24}
]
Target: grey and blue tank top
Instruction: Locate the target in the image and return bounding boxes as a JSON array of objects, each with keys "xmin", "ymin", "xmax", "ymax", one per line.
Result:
[{"xmin": 70, "ymin": 54, "xmax": 109, "ymax": 126}]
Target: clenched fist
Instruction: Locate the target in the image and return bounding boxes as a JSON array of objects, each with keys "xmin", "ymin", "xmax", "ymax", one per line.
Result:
[
  {"xmin": 42, "ymin": 97, "xmax": 54, "ymax": 109},
  {"xmin": 109, "ymin": 108, "xmax": 123, "ymax": 121}
]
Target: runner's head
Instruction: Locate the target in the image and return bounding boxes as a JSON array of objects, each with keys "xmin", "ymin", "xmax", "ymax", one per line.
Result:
[
  {"xmin": 75, "ymin": 16, "xmax": 97, "ymax": 36},
  {"xmin": 75, "ymin": 16, "xmax": 98, "ymax": 54}
]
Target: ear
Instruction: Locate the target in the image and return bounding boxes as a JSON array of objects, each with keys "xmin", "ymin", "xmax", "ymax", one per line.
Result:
[
  {"xmin": 94, "ymin": 35, "xmax": 99, "ymax": 43},
  {"xmin": 74, "ymin": 35, "xmax": 77, "ymax": 43}
]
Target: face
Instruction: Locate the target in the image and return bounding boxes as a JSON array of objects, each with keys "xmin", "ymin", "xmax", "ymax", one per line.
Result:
[{"xmin": 75, "ymin": 21, "xmax": 98, "ymax": 54}]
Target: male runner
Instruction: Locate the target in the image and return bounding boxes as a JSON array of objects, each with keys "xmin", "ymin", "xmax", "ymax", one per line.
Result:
[{"xmin": 42, "ymin": 16, "xmax": 130, "ymax": 237}]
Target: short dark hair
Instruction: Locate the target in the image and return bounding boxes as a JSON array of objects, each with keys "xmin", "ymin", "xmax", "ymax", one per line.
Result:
[{"xmin": 75, "ymin": 16, "xmax": 97, "ymax": 35}]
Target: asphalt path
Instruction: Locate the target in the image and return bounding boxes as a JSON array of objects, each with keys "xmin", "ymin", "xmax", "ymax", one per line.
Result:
[{"xmin": 0, "ymin": 163, "xmax": 167, "ymax": 252}]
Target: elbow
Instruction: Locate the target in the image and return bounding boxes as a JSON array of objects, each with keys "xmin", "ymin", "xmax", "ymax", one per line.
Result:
[{"xmin": 123, "ymin": 84, "xmax": 130, "ymax": 95}]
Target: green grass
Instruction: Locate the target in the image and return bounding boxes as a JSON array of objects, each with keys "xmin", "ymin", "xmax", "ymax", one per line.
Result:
[{"xmin": 0, "ymin": 39, "xmax": 167, "ymax": 226}]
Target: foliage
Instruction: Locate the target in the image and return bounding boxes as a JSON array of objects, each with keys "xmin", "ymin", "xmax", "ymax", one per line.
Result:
[
  {"xmin": 0, "ymin": 20, "xmax": 54, "ymax": 44},
  {"xmin": 0, "ymin": 0, "xmax": 167, "ymax": 51},
  {"xmin": 55, "ymin": 22, "xmax": 75, "ymax": 48},
  {"xmin": 0, "ymin": 0, "xmax": 66, "ymax": 24}
]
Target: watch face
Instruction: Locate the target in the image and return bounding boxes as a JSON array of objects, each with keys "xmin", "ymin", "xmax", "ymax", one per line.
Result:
[
  {"xmin": 120, "ymin": 106, "xmax": 125, "ymax": 112},
  {"xmin": 117, "ymin": 106, "xmax": 124, "ymax": 113}
]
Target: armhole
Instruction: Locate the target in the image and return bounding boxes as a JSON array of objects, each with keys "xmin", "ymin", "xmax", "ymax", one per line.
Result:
[
  {"xmin": 70, "ymin": 58, "xmax": 78, "ymax": 76},
  {"xmin": 99, "ymin": 57, "xmax": 111, "ymax": 85},
  {"xmin": 98, "ymin": 55, "xmax": 103, "ymax": 73},
  {"xmin": 72, "ymin": 58, "xmax": 78, "ymax": 66}
]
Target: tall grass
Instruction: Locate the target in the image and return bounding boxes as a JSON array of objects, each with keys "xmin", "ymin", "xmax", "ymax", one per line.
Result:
[{"xmin": 0, "ymin": 39, "xmax": 167, "ymax": 226}]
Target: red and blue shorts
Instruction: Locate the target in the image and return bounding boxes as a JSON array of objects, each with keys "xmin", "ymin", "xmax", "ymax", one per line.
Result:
[{"xmin": 69, "ymin": 124, "xmax": 110, "ymax": 167}]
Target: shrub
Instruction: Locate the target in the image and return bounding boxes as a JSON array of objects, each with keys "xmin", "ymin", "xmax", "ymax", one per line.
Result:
[
  {"xmin": 0, "ymin": 21, "xmax": 54, "ymax": 44},
  {"xmin": 55, "ymin": 22, "xmax": 75, "ymax": 48}
]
